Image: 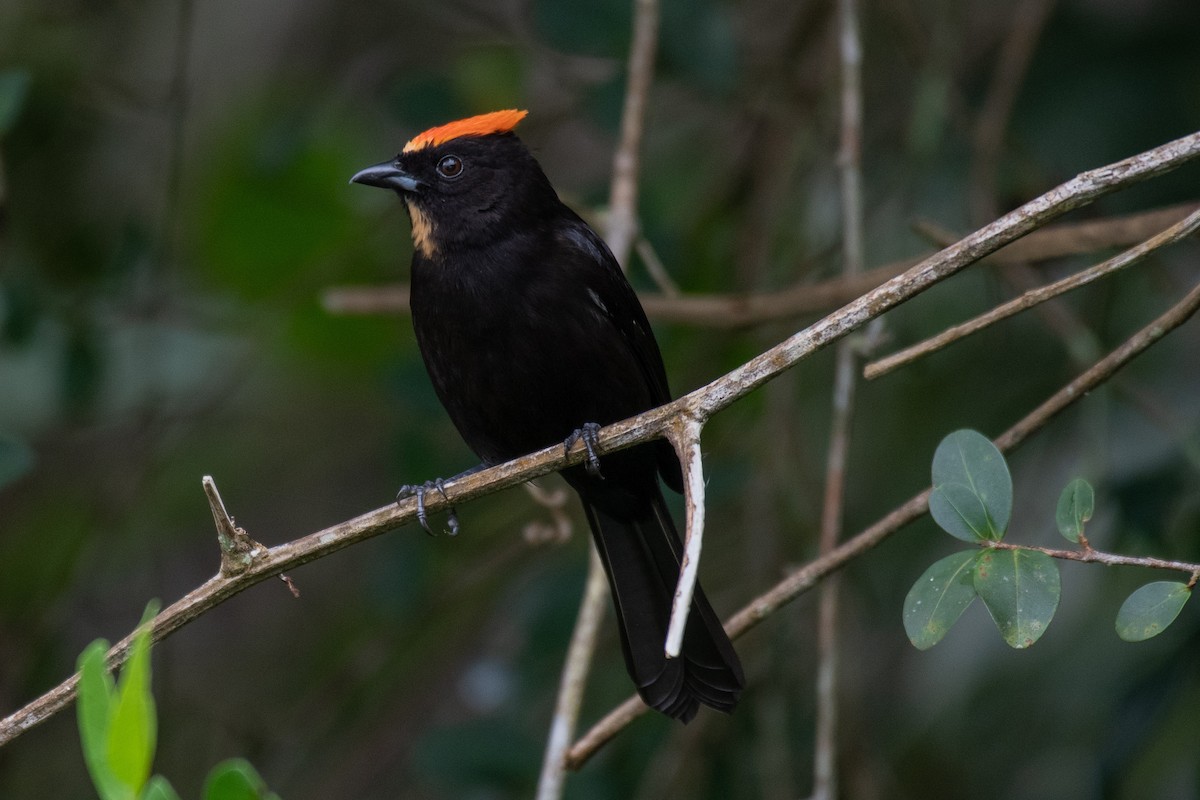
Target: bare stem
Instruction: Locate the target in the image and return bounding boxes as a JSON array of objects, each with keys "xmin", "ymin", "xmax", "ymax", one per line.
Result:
[
  {"xmin": 865, "ymin": 206, "xmax": 1200, "ymax": 378},
  {"xmin": 993, "ymin": 277, "xmax": 1200, "ymax": 450},
  {"xmin": 988, "ymin": 540, "xmax": 1200, "ymax": 576},
  {"xmin": 814, "ymin": 327, "xmax": 853, "ymax": 800},
  {"xmin": 635, "ymin": 236, "xmax": 681, "ymax": 296},
  {"xmin": 536, "ymin": 549, "xmax": 609, "ymax": 800},
  {"xmin": 664, "ymin": 416, "xmax": 706, "ymax": 658},
  {"xmin": 814, "ymin": 1, "xmax": 865, "ymax": 796},
  {"xmin": 606, "ymin": 0, "xmax": 660, "ymax": 268},
  {"xmin": 537, "ymin": 4, "xmax": 662, "ymax": 790}
]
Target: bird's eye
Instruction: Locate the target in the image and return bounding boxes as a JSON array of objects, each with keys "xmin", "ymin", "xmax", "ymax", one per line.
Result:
[{"xmin": 436, "ymin": 155, "xmax": 464, "ymax": 179}]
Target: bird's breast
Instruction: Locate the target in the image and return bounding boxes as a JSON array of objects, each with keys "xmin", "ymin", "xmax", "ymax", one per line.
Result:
[{"xmin": 409, "ymin": 257, "xmax": 651, "ymax": 464}]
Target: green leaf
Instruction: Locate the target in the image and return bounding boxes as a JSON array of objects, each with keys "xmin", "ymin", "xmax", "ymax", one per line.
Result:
[
  {"xmin": 929, "ymin": 482, "xmax": 994, "ymax": 542},
  {"xmin": 105, "ymin": 603, "xmax": 160, "ymax": 796},
  {"xmin": 142, "ymin": 776, "xmax": 183, "ymax": 800},
  {"xmin": 903, "ymin": 551, "xmax": 979, "ymax": 649},
  {"xmin": 1115, "ymin": 581, "xmax": 1191, "ymax": 642},
  {"xmin": 1055, "ymin": 478, "xmax": 1094, "ymax": 544},
  {"xmin": 77, "ymin": 639, "xmax": 128, "ymax": 800},
  {"xmin": 204, "ymin": 759, "xmax": 280, "ymax": 800},
  {"xmin": 0, "ymin": 69, "xmax": 30, "ymax": 137},
  {"xmin": 929, "ymin": 430, "xmax": 1012, "ymax": 541},
  {"xmin": 974, "ymin": 549, "xmax": 1060, "ymax": 648}
]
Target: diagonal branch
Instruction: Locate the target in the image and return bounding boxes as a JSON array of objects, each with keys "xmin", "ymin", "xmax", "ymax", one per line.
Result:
[
  {"xmin": 2, "ymin": 129, "xmax": 1198, "ymax": 750},
  {"xmin": 565, "ymin": 263, "xmax": 1200, "ymax": 770},
  {"xmin": 685, "ymin": 131, "xmax": 1200, "ymax": 417}
]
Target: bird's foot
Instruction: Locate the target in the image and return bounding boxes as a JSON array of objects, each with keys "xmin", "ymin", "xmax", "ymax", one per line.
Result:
[
  {"xmin": 396, "ymin": 478, "xmax": 460, "ymax": 536},
  {"xmin": 564, "ymin": 422, "xmax": 604, "ymax": 478}
]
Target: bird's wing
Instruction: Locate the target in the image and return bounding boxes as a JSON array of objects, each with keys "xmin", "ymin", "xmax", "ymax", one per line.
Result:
[
  {"xmin": 553, "ymin": 217, "xmax": 684, "ymax": 493},
  {"xmin": 553, "ymin": 219, "xmax": 673, "ymax": 408}
]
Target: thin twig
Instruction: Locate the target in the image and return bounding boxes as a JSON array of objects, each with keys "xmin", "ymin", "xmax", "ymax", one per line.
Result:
[
  {"xmin": 836, "ymin": 0, "xmax": 865, "ymax": 279},
  {"xmin": 987, "ymin": 540, "xmax": 1200, "ymax": 578},
  {"xmin": 538, "ymin": 1, "xmax": 662, "ymax": 790},
  {"xmin": 813, "ymin": 321, "xmax": 852, "ymax": 796},
  {"xmin": 915, "ymin": 202, "xmax": 1200, "ymax": 262},
  {"xmin": 991, "ymin": 278, "xmax": 1200, "ymax": 444},
  {"xmin": 605, "ymin": 0, "xmax": 660, "ymax": 268},
  {"xmin": 635, "ymin": 236, "xmax": 681, "ymax": 296},
  {"xmin": 323, "ymin": 203, "xmax": 1200, "ymax": 329},
  {"xmin": 912, "ymin": 218, "xmax": 1107, "ymax": 368},
  {"xmin": 663, "ymin": 416, "xmax": 706, "ymax": 657},
  {"xmin": 564, "ymin": 271, "xmax": 1200, "ymax": 769},
  {"xmin": 4, "ymin": 131, "xmax": 1200, "ymax": 750},
  {"xmin": 865, "ymin": 206, "xmax": 1200, "ymax": 378},
  {"xmin": 813, "ymin": 1, "xmax": 865, "ymax": 796},
  {"xmin": 535, "ymin": 549, "xmax": 609, "ymax": 800}
]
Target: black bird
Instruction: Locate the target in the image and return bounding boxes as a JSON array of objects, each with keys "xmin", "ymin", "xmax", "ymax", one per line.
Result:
[{"xmin": 351, "ymin": 109, "xmax": 743, "ymax": 721}]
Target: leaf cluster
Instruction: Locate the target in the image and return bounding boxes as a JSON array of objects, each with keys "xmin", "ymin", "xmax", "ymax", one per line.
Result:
[
  {"xmin": 76, "ymin": 603, "xmax": 280, "ymax": 800},
  {"xmin": 904, "ymin": 430, "xmax": 1193, "ymax": 650}
]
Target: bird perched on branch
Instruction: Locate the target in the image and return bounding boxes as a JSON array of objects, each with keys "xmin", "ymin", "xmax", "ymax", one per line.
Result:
[{"xmin": 351, "ymin": 109, "xmax": 743, "ymax": 722}]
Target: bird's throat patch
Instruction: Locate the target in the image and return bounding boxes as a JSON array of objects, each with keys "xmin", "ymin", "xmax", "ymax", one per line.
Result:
[{"xmin": 405, "ymin": 200, "xmax": 437, "ymax": 258}]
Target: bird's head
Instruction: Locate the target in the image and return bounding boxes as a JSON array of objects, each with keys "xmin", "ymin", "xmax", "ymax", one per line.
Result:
[{"xmin": 351, "ymin": 109, "xmax": 555, "ymax": 257}]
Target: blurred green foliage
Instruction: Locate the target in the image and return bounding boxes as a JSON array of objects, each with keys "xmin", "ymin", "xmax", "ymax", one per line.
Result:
[
  {"xmin": 1, "ymin": 0, "xmax": 1199, "ymax": 798},
  {"xmin": 77, "ymin": 603, "xmax": 280, "ymax": 800}
]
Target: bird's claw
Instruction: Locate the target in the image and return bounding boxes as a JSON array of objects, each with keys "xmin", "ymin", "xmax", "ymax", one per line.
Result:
[
  {"xmin": 564, "ymin": 422, "xmax": 604, "ymax": 478},
  {"xmin": 397, "ymin": 478, "xmax": 460, "ymax": 536}
]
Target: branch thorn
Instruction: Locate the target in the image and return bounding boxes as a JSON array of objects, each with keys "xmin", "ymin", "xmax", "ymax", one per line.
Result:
[{"xmin": 203, "ymin": 475, "xmax": 267, "ymax": 577}]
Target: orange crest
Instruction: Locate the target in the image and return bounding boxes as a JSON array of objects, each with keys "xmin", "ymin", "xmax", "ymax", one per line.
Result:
[{"xmin": 403, "ymin": 109, "xmax": 529, "ymax": 153}]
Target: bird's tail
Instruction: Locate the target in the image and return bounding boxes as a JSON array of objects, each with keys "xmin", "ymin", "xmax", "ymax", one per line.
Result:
[{"xmin": 582, "ymin": 487, "xmax": 744, "ymax": 722}]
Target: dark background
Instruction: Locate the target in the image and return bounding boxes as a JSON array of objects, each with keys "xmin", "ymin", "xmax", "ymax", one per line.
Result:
[{"xmin": 1, "ymin": 0, "xmax": 1199, "ymax": 797}]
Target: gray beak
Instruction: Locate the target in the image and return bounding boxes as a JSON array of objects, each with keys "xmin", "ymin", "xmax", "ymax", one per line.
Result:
[{"xmin": 350, "ymin": 160, "xmax": 423, "ymax": 193}]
